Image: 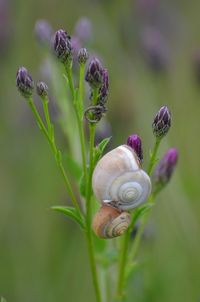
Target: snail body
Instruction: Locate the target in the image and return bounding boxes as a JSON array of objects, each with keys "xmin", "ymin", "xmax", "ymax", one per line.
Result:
[
  {"xmin": 92, "ymin": 145, "xmax": 151, "ymax": 211},
  {"xmin": 93, "ymin": 205, "xmax": 131, "ymax": 239}
]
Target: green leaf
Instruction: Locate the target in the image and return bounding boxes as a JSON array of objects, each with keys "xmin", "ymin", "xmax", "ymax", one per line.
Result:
[
  {"xmin": 63, "ymin": 153, "xmax": 82, "ymax": 181},
  {"xmin": 51, "ymin": 206, "xmax": 85, "ymax": 229},
  {"xmin": 94, "ymin": 137, "xmax": 111, "ymax": 166}
]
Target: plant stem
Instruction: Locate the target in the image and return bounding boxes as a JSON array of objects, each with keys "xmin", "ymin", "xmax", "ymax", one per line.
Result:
[
  {"xmin": 116, "ymin": 137, "xmax": 162, "ymax": 300},
  {"xmin": 28, "ymin": 98, "xmax": 81, "ymax": 215},
  {"xmin": 116, "ymin": 208, "xmax": 142, "ymax": 299},
  {"xmin": 66, "ymin": 66, "xmax": 87, "ymax": 183},
  {"xmin": 147, "ymin": 137, "xmax": 161, "ymax": 175},
  {"xmin": 85, "ymin": 123, "xmax": 101, "ymax": 302},
  {"xmin": 85, "ymin": 88, "xmax": 102, "ymax": 302}
]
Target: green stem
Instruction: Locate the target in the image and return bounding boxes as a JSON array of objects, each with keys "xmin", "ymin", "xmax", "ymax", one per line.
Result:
[
  {"xmin": 84, "ymin": 88, "xmax": 101, "ymax": 302},
  {"xmin": 85, "ymin": 123, "xmax": 101, "ymax": 302},
  {"xmin": 42, "ymin": 97, "xmax": 52, "ymax": 137},
  {"xmin": 129, "ymin": 194, "xmax": 156, "ymax": 260},
  {"xmin": 66, "ymin": 66, "xmax": 87, "ymax": 183},
  {"xmin": 28, "ymin": 98, "xmax": 81, "ymax": 215},
  {"xmin": 147, "ymin": 137, "xmax": 161, "ymax": 175},
  {"xmin": 116, "ymin": 137, "xmax": 162, "ymax": 300},
  {"xmin": 116, "ymin": 208, "xmax": 142, "ymax": 299}
]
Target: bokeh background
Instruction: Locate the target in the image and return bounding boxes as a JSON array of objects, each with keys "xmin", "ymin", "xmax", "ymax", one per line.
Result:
[{"xmin": 1, "ymin": 0, "xmax": 200, "ymax": 301}]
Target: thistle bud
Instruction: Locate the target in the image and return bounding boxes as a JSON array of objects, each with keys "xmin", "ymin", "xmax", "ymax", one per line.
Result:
[
  {"xmin": 78, "ymin": 48, "xmax": 89, "ymax": 65},
  {"xmin": 153, "ymin": 148, "xmax": 178, "ymax": 188},
  {"xmin": 127, "ymin": 134, "xmax": 143, "ymax": 162},
  {"xmin": 16, "ymin": 67, "xmax": 34, "ymax": 98},
  {"xmin": 85, "ymin": 58, "xmax": 104, "ymax": 89},
  {"xmin": 152, "ymin": 106, "xmax": 171, "ymax": 138},
  {"xmin": 36, "ymin": 81, "xmax": 48, "ymax": 98},
  {"xmin": 99, "ymin": 68, "xmax": 109, "ymax": 104},
  {"xmin": 54, "ymin": 29, "xmax": 73, "ymax": 65}
]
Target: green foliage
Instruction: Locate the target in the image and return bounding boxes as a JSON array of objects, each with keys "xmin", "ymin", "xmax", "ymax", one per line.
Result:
[
  {"xmin": 51, "ymin": 206, "xmax": 85, "ymax": 229},
  {"xmin": 93, "ymin": 137, "xmax": 111, "ymax": 166}
]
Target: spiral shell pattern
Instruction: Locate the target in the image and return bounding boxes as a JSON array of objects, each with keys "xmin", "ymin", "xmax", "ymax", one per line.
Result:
[
  {"xmin": 92, "ymin": 205, "xmax": 131, "ymax": 239},
  {"xmin": 92, "ymin": 145, "xmax": 151, "ymax": 210}
]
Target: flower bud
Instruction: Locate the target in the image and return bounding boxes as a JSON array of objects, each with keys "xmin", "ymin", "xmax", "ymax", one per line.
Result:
[
  {"xmin": 152, "ymin": 106, "xmax": 171, "ymax": 138},
  {"xmin": 99, "ymin": 68, "xmax": 109, "ymax": 104},
  {"xmin": 78, "ymin": 48, "xmax": 89, "ymax": 65},
  {"xmin": 16, "ymin": 67, "xmax": 34, "ymax": 98},
  {"xmin": 127, "ymin": 134, "xmax": 143, "ymax": 162},
  {"xmin": 85, "ymin": 58, "xmax": 104, "ymax": 89},
  {"xmin": 36, "ymin": 81, "xmax": 48, "ymax": 98},
  {"xmin": 54, "ymin": 29, "xmax": 72, "ymax": 65},
  {"xmin": 34, "ymin": 19, "xmax": 53, "ymax": 46},
  {"xmin": 153, "ymin": 148, "xmax": 178, "ymax": 188}
]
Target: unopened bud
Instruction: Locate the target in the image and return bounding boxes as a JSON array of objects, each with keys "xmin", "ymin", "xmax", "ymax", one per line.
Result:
[
  {"xmin": 153, "ymin": 148, "xmax": 178, "ymax": 188},
  {"xmin": 152, "ymin": 106, "xmax": 171, "ymax": 138},
  {"xmin": 78, "ymin": 48, "xmax": 89, "ymax": 65},
  {"xmin": 85, "ymin": 58, "xmax": 104, "ymax": 89},
  {"xmin": 16, "ymin": 67, "xmax": 34, "ymax": 98},
  {"xmin": 54, "ymin": 29, "xmax": 73, "ymax": 66},
  {"xmin": 127, "ymin": 134, "xmax": 143, "ymax": 162},
  {"xmin": 36, "ymin": 81, "xmax": 48, "ymax": 98}
]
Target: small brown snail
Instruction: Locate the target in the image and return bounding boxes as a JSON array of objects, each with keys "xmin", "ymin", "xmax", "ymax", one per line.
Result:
[
  {"xmin": 92, "ymin": 145, "xmax": 151, "ymax": 239},
  {"xmin": 92, "ymin": 204, "xmax": 131, "ymax": 239}
]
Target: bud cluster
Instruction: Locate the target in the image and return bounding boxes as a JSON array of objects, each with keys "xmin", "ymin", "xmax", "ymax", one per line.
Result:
[
  {"xmin": 54, "ymin": 29, "xmax": 73, "ymax": 66},
  {"xmin": 85, "ymin": 58, "xmax": 104, "ymax": 89},
  {"xmin": 127, "ymin": 134, "xmax": 143, "ymax": 162},
  {"xmin": 153, "ymin": 148, "xmax": 178, "ymax": 188},
  {"xmin": 16, "ymin": 67, "xmax": 34, "ymax": 98},
  {"xmin": 36, "ymin": 81, "xmax": 48, "ymax": 98},
  {"xmin": 152, "ymin": 106, "xmax": 171, "ymax": 138}
]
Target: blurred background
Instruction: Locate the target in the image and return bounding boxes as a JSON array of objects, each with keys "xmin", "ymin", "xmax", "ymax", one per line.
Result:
[{"xmin": 1, "ymin": 0, "xmax": 200, "ymax": 301}]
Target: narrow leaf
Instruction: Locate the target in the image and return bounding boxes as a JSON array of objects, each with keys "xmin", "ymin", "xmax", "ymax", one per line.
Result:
[
  {"xmin": 129, "ymin": 203, "xmax": 153, "ymax": 230},
  {"xmin": 94, "ymin": 137, "xmax": 111, "ymax": 166},
  {"xmin": 51, "ymin": 206, "xmax": 85, "ymax": 229}
]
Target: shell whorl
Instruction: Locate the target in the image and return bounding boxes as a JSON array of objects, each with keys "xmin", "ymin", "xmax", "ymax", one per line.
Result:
[
  {"xmin": 92, "ymin": 205, "xmax": 131, "ymax": 239},
  {"xmin": 92, "ymin": 145, "xmax": 151, "ymax": 210}
]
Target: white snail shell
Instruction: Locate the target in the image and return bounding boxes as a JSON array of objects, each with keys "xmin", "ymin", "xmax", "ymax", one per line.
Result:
[
  {"xmin": 92, "ymin": 205, "xmax": 131, "ymax": 239},
  {"xmin": 92, "ymin": 145, "xmax": 151, "ymax": 210}
]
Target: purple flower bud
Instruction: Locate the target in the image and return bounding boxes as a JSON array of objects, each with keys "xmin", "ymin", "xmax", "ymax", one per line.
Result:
[
  {"xmin": 127, "ymin": 134, "xmax": 143, "ymax": 162},
  {"xmin": 75, "ymin": 17, "xmax": 92, "ymax": 44},
  {"xmin": 99, "ymin": 68, "xmax": 109, "ymax": 104},
  {"xmin": 153, "ymin": 148, "xmax": 178, "ymax": 187},
  {"xmin": 16, "ymin": 67, "xmax": 34, "ymax": 98},
  {"xmin": 85, "ymin": 58, "xmax": 104, "ymax": 89},
  {"xmin": 36, "ymin": 81, "xmax": 48, "ymax": 97},
  {"xmin": 78, "ymin": 48, "xmax": 89, "ymax": 65},
  {"xmin": 152, "ymin": 106, "xmax": 171, "ymax": 138},
  {"xmin": 54, "ymin": 29, "xmax": 73, "ymax": 65},
  {"xmin": 34, "ymin": 19, "xmax": 53, "ymax": 46}
]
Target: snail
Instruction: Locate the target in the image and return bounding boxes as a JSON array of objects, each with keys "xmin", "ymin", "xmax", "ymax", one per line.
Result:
[
  {"xmin": 92, "ymin": 204, "xmax": 131, "ymax": 239},
  {"xmin": 92, "ymin": 145, "xmax": 151, "ymax": 211}
]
